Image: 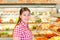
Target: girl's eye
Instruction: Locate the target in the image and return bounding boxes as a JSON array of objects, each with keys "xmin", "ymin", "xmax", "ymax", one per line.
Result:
[
  {"xmin": 28, "ymin": 14, "xmax": 30, "ymax": 16},
  {"xmin": 23, "ymin": 14, "xmax": 30, "ymax": 16},
  {"xmin": 24, "ymin": 14, "xmax": 26, "ymax": 16}
]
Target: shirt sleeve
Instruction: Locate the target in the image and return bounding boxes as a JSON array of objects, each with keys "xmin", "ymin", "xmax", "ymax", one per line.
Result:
[{"xmin": 13, "ymin": 25, "xmax": 21, "ymax": 40}]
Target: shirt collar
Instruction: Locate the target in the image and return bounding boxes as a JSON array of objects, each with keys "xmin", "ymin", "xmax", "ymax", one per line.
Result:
[{"xmin": 20, "ymin": 21, "xmax": 28, "ymax": 28}]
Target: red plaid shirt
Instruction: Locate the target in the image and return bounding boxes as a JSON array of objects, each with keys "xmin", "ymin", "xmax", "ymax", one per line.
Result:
[{"xmin": 13, "ymin": 22, "xmax": 33, "ymax": 40}]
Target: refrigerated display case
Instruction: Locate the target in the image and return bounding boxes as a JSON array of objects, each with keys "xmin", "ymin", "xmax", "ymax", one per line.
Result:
[{"xmin": 0, "ymin": 4, "xmax": 60, "ymax": 40}]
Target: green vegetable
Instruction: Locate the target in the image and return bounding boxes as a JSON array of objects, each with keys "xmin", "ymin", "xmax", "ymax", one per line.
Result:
[
  {"xmin": 4, "ymin": 32, "xmax": 8, "ymax": 35},
  {"xmin": 6, "ymin": 28, "xmax": 9, "ymax": 31},
  {"xmin": 33, "ymin": 26, "xmax": 36, "ymax": 29},
  {"xmin": 31, "ymin": 12, "xmax": 34, "ymax": 15},
  {"xmin": 36, "ymin": 19, "xmax": 42, "ymax": 23},
  {"xmin": 39, "ymin": 12, "xmax": 42, "ymax": 15}
]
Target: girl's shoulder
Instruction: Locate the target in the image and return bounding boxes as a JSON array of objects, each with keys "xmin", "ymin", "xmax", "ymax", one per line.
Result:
[
  {"xmin": 16, "ymin": 24, "xmax": 20, "ymax": 27},
  {"xmin": 14, "ymin": 24, "xmax": 21, "ymax": 29}
]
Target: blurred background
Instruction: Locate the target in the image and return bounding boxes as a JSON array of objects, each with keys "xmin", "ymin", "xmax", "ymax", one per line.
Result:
[{"xmin": 0, "ymin": 0, "xmax": 60, "ymax": 40}]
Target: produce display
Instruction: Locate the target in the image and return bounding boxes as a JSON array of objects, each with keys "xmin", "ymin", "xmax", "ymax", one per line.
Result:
[
  {"xmin": 49, "ymin": 36, "xmax": 60, "ymax": 40},
  {"xmin": 29, "ymin": 22, "xmax": 60, "ymax": 40},
  {"xmin": 0, "ymin": 31, "xmax": 13, "ymax": 37},
  {"xmin": 0, "ymin": 8, "xmax": 60, "ymax": 40},
  {"xmin": 29, "ymin": 17, "xmax": 60, "ymax": 40},
  {"xmin": 36, "ymin": 37, "xmax": 48, "ymax": 40}
]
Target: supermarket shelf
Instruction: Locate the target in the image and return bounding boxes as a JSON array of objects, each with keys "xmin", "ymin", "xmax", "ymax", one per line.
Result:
[
  {"xmin": 28, "ymin": 22, "xmax": 52, "ymax": 24},
  {"xmin": 0, "ymin": 3, "xmax": 56, "ymax": 5},
  {"xmin": 0, "ymin": 30, "xmax": 14, "ymax": 31},
  {"xmin": 0, "ymin": 22, "xmax": 16, "ymax": 24},
  {"xmin": 0, "ymin": 3, "xmax": 56, "ymax": 8},
  {"xmin": 51, "ymin": 14, "xmax": 60, "ymax": 17},
  {"xmin": 0, "ymin": 22, "xmax": 52, "ymax": 24},
  {"xmin": 0, "ymin": 38, "xmax": 12, "ymax": 40}
]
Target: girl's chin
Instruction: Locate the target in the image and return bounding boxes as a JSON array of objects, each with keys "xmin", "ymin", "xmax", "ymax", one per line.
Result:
[
  {"xmin": 23, "ymin": 21, "xmax": 28, "ymax": 23},
  {"xmin": 22, "ymin": 20, "xmax": 29, "ymax": 23},
  {"xmin": 25, "ymin": 21, "xmax": 28, "ymax": 23}
]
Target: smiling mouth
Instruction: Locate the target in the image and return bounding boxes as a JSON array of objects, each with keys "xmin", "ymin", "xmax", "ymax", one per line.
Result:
[{"xmin": 25, "ymin": 19, "xmax": 29, "ymax": 21}]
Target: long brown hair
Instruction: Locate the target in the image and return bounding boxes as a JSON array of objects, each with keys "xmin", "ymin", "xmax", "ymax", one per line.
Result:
[{"xmin": 17, "ymin": 7, "xmax": 30, "ymax": 25}]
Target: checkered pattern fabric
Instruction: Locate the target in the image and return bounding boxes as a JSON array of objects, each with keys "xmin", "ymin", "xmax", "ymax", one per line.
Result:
[{"xmin": 13, "ymin": 22, "xmax": 33, "ymax": 40}]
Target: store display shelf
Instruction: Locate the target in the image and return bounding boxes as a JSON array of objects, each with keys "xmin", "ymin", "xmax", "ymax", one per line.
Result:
[
  {"xmin": 0, "ymin": 22, "xmax": 53, "ymax": 24},
  {"xmin": 51, "ymin": 14, "xmax": 60, "ymax": 17},
  {"xmin": 0, "ymin": 30, "xmax": 13, "ymax": 31},
  {"xmin": 0, "ymin": 22, "xmax": 16, "ymax": 24},
  {"xmin": 0, "ymin": 3, "xmax": 56, "ymax": 5},
  {"xmin": 28, "ymin": 22, "xmax": 52, "ymax": 24},
  {"xmin": 0, "ymin": 37, "xmax": 12, "ymax": 39}
]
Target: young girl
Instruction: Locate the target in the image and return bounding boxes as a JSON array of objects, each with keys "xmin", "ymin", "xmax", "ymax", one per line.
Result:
[{"xmin": 13, "ymin": 7, "xmax": 33, "ymax": 40}]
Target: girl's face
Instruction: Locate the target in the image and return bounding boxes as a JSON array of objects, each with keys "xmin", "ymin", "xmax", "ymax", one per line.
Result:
[{"xmin": 20, "ymin": 11, "xmax": 30, "ymax": 23}]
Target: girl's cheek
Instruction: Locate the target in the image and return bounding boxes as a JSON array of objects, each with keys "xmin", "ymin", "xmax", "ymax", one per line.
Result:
[
  {"xmin": 29, "ymin": 16, "xmax": 30, "ymax": 19},
  {"xmin": 22, "ymin": 17, "xmax": 25, "ymax": 20}
]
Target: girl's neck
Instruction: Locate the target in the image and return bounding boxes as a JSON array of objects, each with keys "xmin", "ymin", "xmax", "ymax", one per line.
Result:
[{"xmin": 21, "ymin": 21, "xmax": 28, "ymax": 26}]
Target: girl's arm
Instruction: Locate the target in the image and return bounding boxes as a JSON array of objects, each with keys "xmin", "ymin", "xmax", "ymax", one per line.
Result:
[{"xmin": 13, "ymin": 25, "xmax": 21, "ymax": 40}]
